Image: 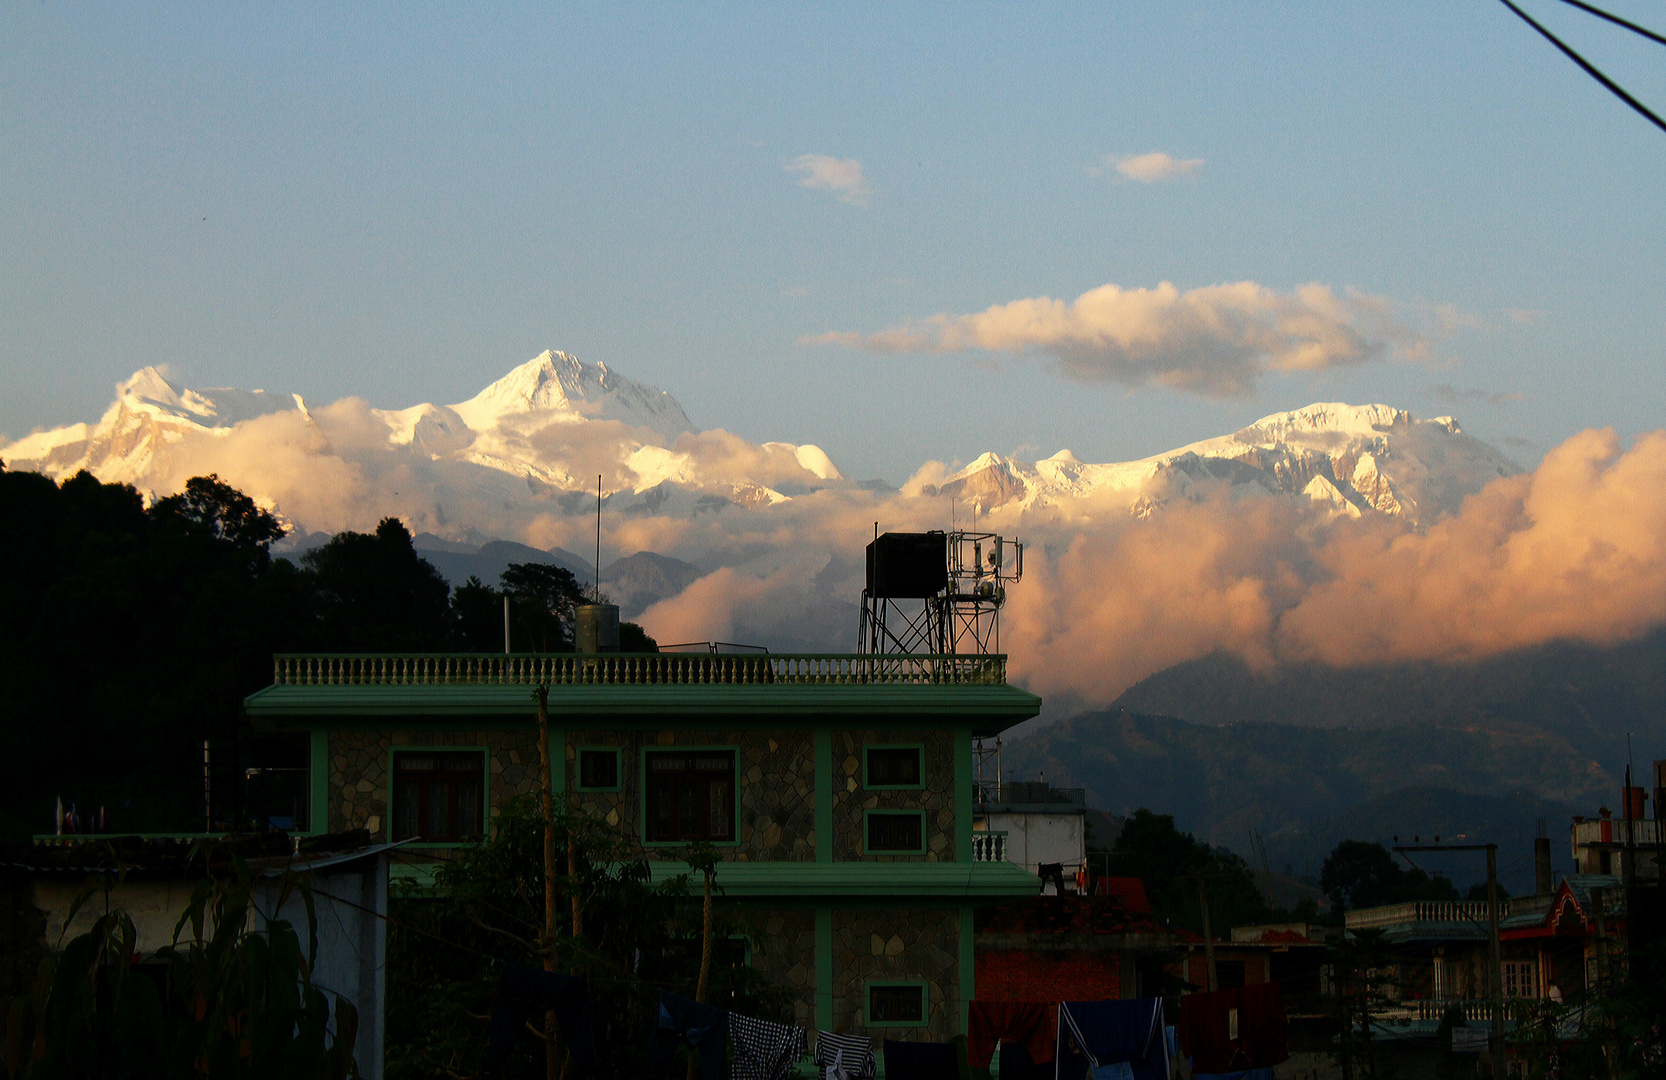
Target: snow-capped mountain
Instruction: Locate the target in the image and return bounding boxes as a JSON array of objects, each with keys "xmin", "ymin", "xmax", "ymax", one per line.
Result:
[
  {"xmin": 924, "ymin": 402, "xmax": 1519, "ymax": 525},
  {"xmin": 1, "ymin": 353, "xmax": 1516, "ymax": 547}
]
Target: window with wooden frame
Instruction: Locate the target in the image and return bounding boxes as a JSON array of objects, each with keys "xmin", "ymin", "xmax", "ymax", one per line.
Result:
[
  {"xmin": 865, "ymin": 746, "xmax": 923, "ymax": 788},
  {"xmin": 577, "ymin": 748, "xmax": 621, "ymax": 791},
  {"xmin": 867, "ymin": 982, "xmax": 926, "ymax": 1025},
  {"xmin": 391, "ymin": 750, "xmax": 484, "ymax": 843},
  {"xmin": 866, "ymin": 811, "xmax": 924, "ymax": 853},
  {"xmin": 644, "ymin": 750, "xmax": 736, "ymax": 842}
]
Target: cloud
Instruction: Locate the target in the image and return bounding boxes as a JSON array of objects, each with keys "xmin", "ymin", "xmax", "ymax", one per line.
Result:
[
  {"xmin": 808, "ymin": 280, "xmax": 1423, "ymax": 396},
  {"xmin": 1000, "ymin": 428, "xmax": 1666, "ymax": 705},
  {"xmin": 785, "ymin": 154, "xmax": 871, "ymax": 205},
  {"xmin": 1099, "ymin": 152, "xmax": 1205, "ymax": 183},
  {"xmin": 1427, "ymin": 384, "xmax": 1525, "ymax": 407},
  {"xmin": 1506, "ymin": 308, "xmax": 1544, "ymax": 326}
]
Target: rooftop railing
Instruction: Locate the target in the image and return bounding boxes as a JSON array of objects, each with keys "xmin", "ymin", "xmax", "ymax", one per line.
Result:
[
  {"xmin": 1345, "ymin": 899, "xmax": 1514, "ymax": 931},
  {"xmin": 272, "ymin": 652, "xmax": 1009, "ymax": 688}
]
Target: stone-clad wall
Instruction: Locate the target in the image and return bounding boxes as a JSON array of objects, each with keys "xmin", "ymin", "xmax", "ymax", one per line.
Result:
[
  {"xmin": 563, "ymin": 729, "xmax": 817, "ymax": 861},
  {"xmin": 831, "ymin": 906, "xmax": 961, "ymax": 1040},
  {"xmin": 831, "ymin": 730, "xmax": 957, "ymax": 862},
  {"xmin": 327, "ymin": 728, "xmax": 543, "ymax": 839},
  {"xmin": 738, "ymin": 906, "xmax": 818, "ymax": 1028}
]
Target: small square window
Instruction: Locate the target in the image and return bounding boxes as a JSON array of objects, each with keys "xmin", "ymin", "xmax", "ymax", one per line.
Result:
[
  {"xmin": 392, "ymin": 750, "xmax": 485, "ymax": 843},
  {"xmin": 867, "ymin": 812, "xmax": 923, "ymax": 852},
  {"xmin": 866, "ymin": 747, "xmax": 922, "ymax": 788},
  {"xmin": 578, "ymin": 749, "xmax": 620, "ymax": 790},
  {"xmin": 868, "ymin": 983, "xmax": 924, "ymax": 1025}
]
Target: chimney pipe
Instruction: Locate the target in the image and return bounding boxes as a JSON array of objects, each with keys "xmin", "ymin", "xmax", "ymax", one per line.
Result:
[{"xmin": 1534, "ymin": 837, "xmax": 1553, "ymax": 896}]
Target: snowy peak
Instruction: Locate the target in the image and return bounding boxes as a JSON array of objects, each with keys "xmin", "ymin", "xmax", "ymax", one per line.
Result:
[
  {"xmin": 116, "ymin": 366, "xmax": 293, "ymax": 429},
  {"xmin": 449, "ymin": 349, "xmax": 694, "ymax": 441}
]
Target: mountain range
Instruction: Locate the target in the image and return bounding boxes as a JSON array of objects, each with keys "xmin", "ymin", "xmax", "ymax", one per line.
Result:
[{"xmin": 6, "ymin": 350, "xmax": 1660, "ymax": 879}]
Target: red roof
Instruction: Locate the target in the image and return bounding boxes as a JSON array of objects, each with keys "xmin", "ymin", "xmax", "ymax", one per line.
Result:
[
  {"xmin": 1094, "ymin": 876, "xmax": 1153, "ymax": 913},
  {"xmin": 977, "ymin": 892, "xmax": 1161, "ymax": 935}
]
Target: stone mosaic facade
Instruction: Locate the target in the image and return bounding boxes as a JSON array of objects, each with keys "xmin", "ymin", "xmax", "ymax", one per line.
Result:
[
  {"xmin": 563, "ymin": 729, "xmax": 816, "ymax": 862},
  {"xmin": 831, "ymin": 730, "xmax": 957, "ymax": 862},
  {"xmin": 831, "ymin": 906, "xmax": 962, "ymax": 1040},
  {"xmin": 327, "ymin": 728, "xmax": 543, "ymax": 839},
  {"xmin": 737, "ymin": 906, "xmax": 819, "ymax": 1028}
]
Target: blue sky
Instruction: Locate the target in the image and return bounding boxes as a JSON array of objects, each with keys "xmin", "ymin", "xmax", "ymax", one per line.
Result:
[{"xmin": 3, "ymin": 2, "xmax": 1662, "ymax": 482}]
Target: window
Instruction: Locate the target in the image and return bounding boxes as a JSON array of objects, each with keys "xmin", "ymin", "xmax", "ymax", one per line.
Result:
[
  {"xmin": 865, "ymin": 746, "xmax": 923, "ymax": 788},
  {"xmin": 1503, "ymin": 961, "xmax": 1536, "ymax": 999},
  {"xmin": 867, "ymin": 983, "xmax": 925, "ymax": 1025},
  {"xmin": 645, "ymin": 750, "xmax": 735, "ymax": 842},
  {"xmin": 578, "ymin": 748, "xmax": 621, "ymax": 791},
  {"xmin": 867, "ymin": 811, "xmax": 924, "ymax": 853},
  {"xmin": 392, "ymin": 751, "xmax": 484, "ymax": 843}
]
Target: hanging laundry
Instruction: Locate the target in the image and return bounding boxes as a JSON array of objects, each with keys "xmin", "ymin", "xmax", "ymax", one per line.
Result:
[
  {"xmin": 480, "ymin": 964, "xmax": 599, "ymax": 1076},
  {"xmin": 814, "ymin": 1030, "xmax": 876, "ymax": 1080},
  {"xmin": 729, "ymin": 1012, "xmax": 807, "ymax": 1080},
  {"xmin": 883, "ymin": 1038, "xmax": 962, "ymax": 1080},
  {"xmin": 648, "ymin": 991, "xmax": 731, "ymax": 1079},
  {"xmin": 1056, "ymin": 999, "xmax": 1168, "ymax": 1080},
  {"xmin": 1176, "ymin": 983, "xmax": 1287, "ymax": 1075},
  {"xmin": 969, "ymin": 1001, "xmax": 1056, "ymax": 1070}
]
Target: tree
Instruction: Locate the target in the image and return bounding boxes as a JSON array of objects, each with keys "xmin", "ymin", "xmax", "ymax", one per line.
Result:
[
  {"xmin": 1320, "ymin": 840, "xmax": 1458, "ymax": 913},
  {"xmin": 500, "ymin": 562, "xmax": 587, "ymax": 652},
  {"xmin": 302, "ymin": 519, "xmax": 451, "ymax": 650},
  {"xmin": 385, "ymin": 798, "xmax": 787, "ymax": 1079},
  {"xmin": 1111, "ymin": 809, "xmax": 1270, "ymax": 937},
  {"xmin": 2, "ymin": 857, "xmax": 359, "ymax": 1079}
]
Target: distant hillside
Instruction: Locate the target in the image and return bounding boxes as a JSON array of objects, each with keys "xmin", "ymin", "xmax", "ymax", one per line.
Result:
[
  {"xmin": 1001, "ymin": 709, "xmax": 1604, "ymax": 894},
  {"xmin": 1109, "ymin": 630, "xmax": 1666, "ymax": 778}
]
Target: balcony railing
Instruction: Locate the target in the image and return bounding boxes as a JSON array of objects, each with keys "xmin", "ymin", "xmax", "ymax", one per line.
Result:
[
  {"xmin": 971, "ymin": 831, "xmax": 1008, "ymax": 863},
  {"xmin": 977, "ymin": 781, "xmax": 1086, "ymax": 807},
  {"xmin": 1346, "ymin": 900, "xmax": 1514, "ymax": 930},
  {"xmin": 272, "ymin": 652, "xmax": 1009, "ymax": 688}
]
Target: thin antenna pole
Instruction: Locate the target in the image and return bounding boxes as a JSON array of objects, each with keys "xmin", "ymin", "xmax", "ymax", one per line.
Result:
[{"xmin": 595, "ymin": 474, "xmax": 602, "ymax": 602}]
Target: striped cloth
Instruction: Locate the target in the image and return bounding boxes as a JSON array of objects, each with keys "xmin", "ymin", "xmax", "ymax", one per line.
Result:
[
  {"xmin": 814, "ymin": 1031, "xmax": 875, "ymax": 1080},
  {"xmin": 729, "ymin": 1013, "xmax": 807, "ymax": 1080}
]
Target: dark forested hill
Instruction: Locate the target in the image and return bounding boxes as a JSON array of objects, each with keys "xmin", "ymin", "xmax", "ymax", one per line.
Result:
[
  {"xmin": 1000, "ymin": 708, "xmax": 1612, "ymax": 894},
  {"xmin": 1109, "ymin": 633, "xmax": 1666, "ymax": 776}
]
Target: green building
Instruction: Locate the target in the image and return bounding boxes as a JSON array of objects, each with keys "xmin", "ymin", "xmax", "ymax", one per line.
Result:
[{"xmin": 244, "ymin": 649, "xmax": 1043, "ymax": 1040}]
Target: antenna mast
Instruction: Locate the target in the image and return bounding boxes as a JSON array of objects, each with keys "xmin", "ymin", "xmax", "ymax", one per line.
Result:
[{"xmin": 594, "ymin": 474, "xmax": 602, "ymax": 601}]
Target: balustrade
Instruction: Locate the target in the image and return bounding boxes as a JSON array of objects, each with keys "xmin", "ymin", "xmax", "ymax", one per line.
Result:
[
  {"xmin": 272, "ymin": 652, "xmax": 1008, "ymax": 688},
  {"xmin": 971, "ymin": 831, "xmax": 1009, "ymax": 862}
]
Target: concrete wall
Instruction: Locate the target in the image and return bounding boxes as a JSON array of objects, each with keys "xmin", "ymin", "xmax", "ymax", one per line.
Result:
[
  {"xmin": 831, "ymin": 905, "xmax": 962, "ymax": 1040},
  {"xmin": 984, "ymin": 810, "xmax": 1084, "ymax": 875},
  {"xmin": 976, "ymin": 947, "xmax": 1122, "ymax": 1002}
]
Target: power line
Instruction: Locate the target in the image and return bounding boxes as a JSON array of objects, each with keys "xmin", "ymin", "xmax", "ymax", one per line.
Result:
[
  {"xmin": 1496, "ymin": 0, "xmax": 1666, "ymax": 135},
  {"xmin": 1555, "ymin": 0, "xmax": 1666, "ymax": 49}
]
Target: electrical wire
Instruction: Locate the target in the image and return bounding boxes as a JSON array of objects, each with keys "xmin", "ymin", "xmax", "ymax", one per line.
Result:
[
  {"xmin": 1555, "ymin": 0, "xmax": 1666, "ymax": 49},
  {"xmin": 1497, "ymin": 0, "xmax": 1666, "ymax": 135}
]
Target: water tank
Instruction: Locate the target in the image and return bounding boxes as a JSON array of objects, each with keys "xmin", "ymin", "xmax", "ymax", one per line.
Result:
[
  {"xmin": 575, "ymin": 604, "xmax": 620, "ymax": 653},
  {"xmin": 865, "ymin": 531, "xmax": 948, "ymax": 598}
]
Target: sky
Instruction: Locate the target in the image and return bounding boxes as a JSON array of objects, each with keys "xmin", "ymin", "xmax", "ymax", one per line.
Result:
[{"xmin": 3, "ymin": 2, "xmax": 1663, "ymax": 484}]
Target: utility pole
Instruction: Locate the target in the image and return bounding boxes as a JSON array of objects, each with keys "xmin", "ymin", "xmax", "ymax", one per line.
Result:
[
  {"xmin": 536, "ymin": 684, "xmax": 560, "ymax": 1080},
  {"xmin": 1195, "ymin": 875, "xmax": 1218, "ymax": 992},
  {"xmin": 1394, "ymin": 841, "xmax": 1506, "ymax": 1080}
]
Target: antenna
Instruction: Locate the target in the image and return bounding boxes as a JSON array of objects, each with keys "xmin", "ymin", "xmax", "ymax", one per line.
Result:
[{"xmin": 594, "ymin": 474, "xmax": 602, "ymax": 602}]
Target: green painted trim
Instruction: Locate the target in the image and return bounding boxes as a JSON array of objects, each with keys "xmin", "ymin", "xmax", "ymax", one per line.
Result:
[
  {"xmin": 309, "ymin": 728, "xmax": 329, "ymax": 836},
  {"xmin": 862, "ymin": 980, "xmax": 930, "ymax": 1028},
  {"xmin": 642, "ymin": 860, "xmax": 1040, "ymax": 898},
  {"xmin": 245, "ymin": 683, "xmax": 1044, "ymax": 730},
  {"xmin": 815, "ymin": 906, "xmax": 833, "ymax": 1032},
  {"xmin": 574, "ymin": 746, "xmax": 623, "ymax": 792},
  {"xmin": 638, "ymin": 745, "xmax": 742, "ymax": 848},
  {"xmin": 959, "ymin": 904, "xmax": 975, "ymax": 1035},
  {"xmin": 954, "ymin": 725, "xmax": 973, "ymax": 864},
  {"xmin": 390, "ymin": 862, "xmax": 441, "ymax": 893},
  {"xmin": 862, "ymin": 743, "xmax": 926, "ymax": 791},
  {"xmin": 814, "ymin": 729, "xmax": 833, "ymax": 863},
  {"xmin": 386, "ymin": 745, "xmax": 489, "ymax": 847},
  {"xmin": 863, "ymin": 809, "xmax": 927, "ymax": 855}
]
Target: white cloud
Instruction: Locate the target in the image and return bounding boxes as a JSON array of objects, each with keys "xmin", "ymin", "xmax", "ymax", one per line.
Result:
[
  {"xmin": 1104, "ymin": 152, "xmax": 1205, "ymax": 183},
  {"xmin": 807, "ymin": 280, "xmax": 1423, "ymax": 397},
  {"xmin": 785, "ymin": 154, "xmax": 871, "ymax": 205}
]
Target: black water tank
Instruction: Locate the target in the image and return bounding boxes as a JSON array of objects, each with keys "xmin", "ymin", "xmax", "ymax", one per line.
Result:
[{"xmin": 865, "ymin": 531, "xmax": 948, "ymax": 598}]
